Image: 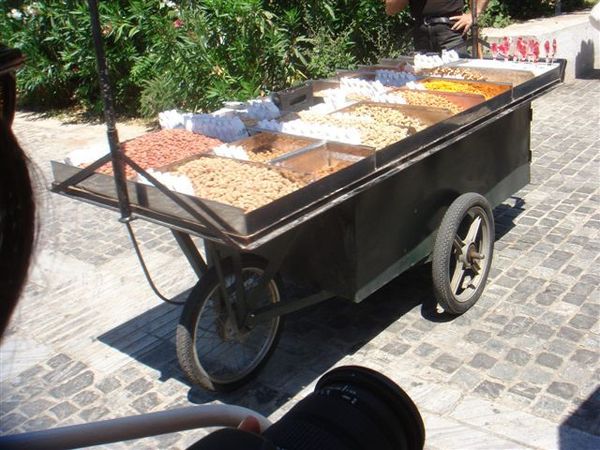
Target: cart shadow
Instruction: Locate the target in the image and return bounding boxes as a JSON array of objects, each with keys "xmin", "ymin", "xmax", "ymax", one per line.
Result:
[
  {"xmin": 559, "ymin": 386, "xmax": 600, "ymax": 448},
  {"xmin": 97, "ymin": 198, "xmax": 525, "ymax": 417},
  {"xmin": 97, "ymin": 263, "xmax": 441, "ymax": 417},
  {"xmin": 493, "ymin": 196, "xmax": 524, "ymax": 241}
]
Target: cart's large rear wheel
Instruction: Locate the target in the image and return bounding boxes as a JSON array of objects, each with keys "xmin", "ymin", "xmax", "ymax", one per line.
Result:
[
  {"xmin": 176, "ymin": 255, "xmax": 283, "ymax": 391},
  {"xmin": 432, "ymin": 193, "xmax": 494, "ymax": 315}
]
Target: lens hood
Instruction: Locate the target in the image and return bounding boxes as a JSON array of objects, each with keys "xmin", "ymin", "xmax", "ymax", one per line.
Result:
[{"xmin": 315, "ymin": 366, "xmax": 425, "ymax": 450}]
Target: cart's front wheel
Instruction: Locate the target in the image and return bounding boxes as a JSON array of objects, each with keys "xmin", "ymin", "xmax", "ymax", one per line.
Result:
[
  {"xmin": 432, "ymin": 193, "xmax": 494, "ymax": 315},
  {"xmin": 176, "ymin": 255, "xmax": 283, "ymax": 391}
]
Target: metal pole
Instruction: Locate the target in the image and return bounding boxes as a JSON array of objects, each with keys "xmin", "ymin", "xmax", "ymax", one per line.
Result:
[
  {"xmin": 0, "ymin": 405, "xmax": 271, "ymax": 449},
  {"xmin": 87, "ymin": 0, "xmax": 132, "ymax": 221},
  {"xmin": 470, "ymin": 0, "xmax": 481, "ymax": 59}
]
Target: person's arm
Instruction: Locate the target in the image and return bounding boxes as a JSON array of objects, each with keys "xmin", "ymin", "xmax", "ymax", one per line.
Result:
[
  {"xmin": 450, "ymin": 0, "xmax": 489, "ymax": 34},
  {"xmin": 384, "ymin": 0, "xmax": 409, "ymax": 16}
]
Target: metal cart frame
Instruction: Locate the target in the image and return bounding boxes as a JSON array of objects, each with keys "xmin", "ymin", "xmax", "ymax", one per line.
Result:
[{"xmin": 48, "ymin": 0, "xmax": 567, "ymax": 391}]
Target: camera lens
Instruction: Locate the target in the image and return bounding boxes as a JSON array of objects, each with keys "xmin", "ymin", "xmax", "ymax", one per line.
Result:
[{"xmin": 263, "ymin": 365, "xmax": 425, "ymax": 450}]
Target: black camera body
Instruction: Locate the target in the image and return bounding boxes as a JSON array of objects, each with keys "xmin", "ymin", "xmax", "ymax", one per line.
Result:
[{"xmin": 190, "ymin": 366, "xmax": 425, "ymax": 450}]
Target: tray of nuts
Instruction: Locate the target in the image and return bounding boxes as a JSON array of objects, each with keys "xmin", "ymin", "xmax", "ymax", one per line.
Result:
[
  {"xmin": 335, "ymin": 102, "xmax": 453, "ymax": 130},
  {"xmin": 388, "ymin": 89, "xmax": 486, "ymax": 114},
  {"xmin": 294, "ymin": 109, "xmax": 414, "ymax": 150},
  {"xmin": 92, "ymin": 128, "xmax": 223, "ymax": 179},
  {"xmin": 126, "ymin": 147, "xmax": 378, "ymax": 237},
  {"xmin": 328, "ymin": 102, "xmax": 457, "ymax": 167},
  {"xmin": 417, "ymin": 77, "xmax": 512, "ymax": 101},
  {"xmin": 272, "ymin": 141, "xmax": 376, "ymax": 183},
  {"xmin": 165, "ymin": 155, "xmax": 310, "ymax": 212},
  {"xmin": 423, "ymin": 65, "xmax": 535, "ymax": 86},
  {"xmin": 220, "ymin": 132, "xmax": 320, "ymax": 163}
]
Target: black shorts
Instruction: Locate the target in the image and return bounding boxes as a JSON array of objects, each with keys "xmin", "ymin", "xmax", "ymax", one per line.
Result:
[{"xmin": 412, "ymin": 21, "xmax": 468, "ymax": 57}]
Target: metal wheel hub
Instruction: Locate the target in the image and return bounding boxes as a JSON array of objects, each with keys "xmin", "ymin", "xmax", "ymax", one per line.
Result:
[
  {"xmin": 450, "ymin": 210, "xmax": 489, "ymax": 299},
  {"xmin": 463, "ymin": 242, "xmax": 483, "ymax": 267}
]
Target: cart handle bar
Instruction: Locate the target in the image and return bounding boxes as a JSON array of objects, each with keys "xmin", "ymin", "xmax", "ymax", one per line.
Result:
[{"xmin": 0, "ymin": 404, "xmax": 271, "ymax": 449}]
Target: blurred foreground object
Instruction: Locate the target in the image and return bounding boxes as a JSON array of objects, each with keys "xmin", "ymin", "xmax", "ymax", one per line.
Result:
[{"xmin": 0, "ymin": 45, "xmax": 24, "ymax": 127}]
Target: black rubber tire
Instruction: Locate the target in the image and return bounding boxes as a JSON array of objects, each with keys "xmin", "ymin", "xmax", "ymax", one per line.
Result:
[
  {"xmin": 176, "ymin": 255, "xmax": 284, "ymax": 391},
  {"xmin": 432, "ymin": 193, "xmax": 494, "ymax": 315}
]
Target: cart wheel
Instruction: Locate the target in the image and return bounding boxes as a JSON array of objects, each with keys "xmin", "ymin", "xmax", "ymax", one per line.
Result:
[
  {"xmin": 432, "ymin": 193, "xmax": 494, "ymax": 315},
  {"xmin": 176, "ymin": 255, "xmax": 284, "ymax": 391}
]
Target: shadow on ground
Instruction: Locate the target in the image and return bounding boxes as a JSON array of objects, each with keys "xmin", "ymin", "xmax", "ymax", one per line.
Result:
[
  {"xmin": 98, "ymin": 263, "xmax": 435, "ymax": 416},
  {"xmin": 578, "ymin": 69, "xmax": 600, "ymax": 80},
  {"xmin": 559, "ymin": 386, "xmax": 600, "ymax": 448},
  {"xmin": 98, "ymin": 199, "xmax": 524, "ymax": 417},
  {"xmin": 493, "ymin": 196, "xmax": 524, "ymax": 241}
]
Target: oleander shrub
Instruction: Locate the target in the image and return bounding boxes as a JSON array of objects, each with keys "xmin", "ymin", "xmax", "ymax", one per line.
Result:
[
  {"xmin": 0, "ymin": 0, "xmax": 408, "ymax": 117},
  {"xmin": 478, "ymin": 0, "xmax": 513, "ymax": 28}
]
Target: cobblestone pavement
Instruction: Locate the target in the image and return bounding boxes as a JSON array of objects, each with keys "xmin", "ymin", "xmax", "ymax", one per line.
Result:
[{"xmin": 1, "ymin": 77, "xmax": 599, "ymax": 449}]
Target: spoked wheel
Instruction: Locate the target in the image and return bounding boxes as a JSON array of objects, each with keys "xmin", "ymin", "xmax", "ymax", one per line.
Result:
[
  {"xmin": 432, "ymin": 193, "xmax": 495, "ymax": 315},
  {"xmin": 176, "ymin": 255, "xmax": 283, "ymax": 391}
]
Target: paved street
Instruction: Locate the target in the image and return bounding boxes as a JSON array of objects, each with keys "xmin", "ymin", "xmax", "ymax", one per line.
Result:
[{"xmin": 1, "ymin": 76, "xmax": 599, "ymax": 449}]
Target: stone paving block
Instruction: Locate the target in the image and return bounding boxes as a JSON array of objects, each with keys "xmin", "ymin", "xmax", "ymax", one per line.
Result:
[
  {"xmin": 79, "ymin": 406, "xmax": 111, "ymax": 422},
  {"xmin": 474, "ymin": 380, "xmax": 505, "ymax": 400},
  {"xmin": 521, "ymin": 366, "xmax": 555, "ymax": 386},
  {"xmin": 509, "ymin": 382, "xmax": 542, "ymax": 401},
  {"xmin": 49, "ymin": 401, "xmax": 79, "ymax": 421},
  {"xmin": 97, "ymin": 376, "xmax": 122, "ymax": 394},
  {"xmin": 480, "ymin": 336, "xmax": 511, "ymax": 356},
  {"xmin": 463, "ymin": 329, "xmax": 491, "ymax": 344},
  {"xmin": 126, "ymin": 377, "xmax": 154, "ymax": 396},
  {"xmin": 498, "ymin": 316, "xmax": 534, "ymax": 337},
  {"xmin": 547, "ymin": 382, "xmax": 579, "ymax": 401},
  {"xmin": 568, "ymin": 314, "xmax": 597, "ymax": 330},
  {"xmin": 483, "ymin": 313, "xmax": 510, "ymax": 326},
  {"xmin": 413, "ymin": 342, "xmax": 439, "ymax": 358},
  {"xmin": 46, "ymin": 354, "xmax": 73, "ymax": 369},
  {"xmin": 544, "ymin": 337, "xmax": 576, "ymax": 356},
  {"xmin": 533, "ymin": 395, "xmax": 568, "ymax": 419},
  {"xmin": 431, "ymin": 354, "xmax": 462, "ymax": 374},
  {"xmin": 468, "ymin": 353, "xmax": 497, "ymax": 370},
  {"xmin": 488, "ymin": 361, "xmax": 519, "ymax": 383},
  {"xmin": 42, "ymin": 361, "xmax": 88, "ymax": 385},
  {"xmin": 535, "ymin": 352, "xmax": 564, "ymax": 370},
  {"xmin": 131, "ymin": 392, "xmax": 162, "ymax": 414},
  {"xmin": 570, "ymin": 349, "xmax": 599, "ymax": 366},
  {"xmin": 527, "ymin": 323, "xmax": 556, "ymax": 340},
  {"xmin": 72, "ymin": 389, "xmax": 101, "ymax": 407},
  {"xmin": 506, "ymin": 348, "xmax": 532, "ymax": 367},
  {"xmin": 49, "ymin": 371, "xmax": 95, "ymax": 400},
  {"xmin": 0, "ymin": 412, "xmax": 28, "ymax": 433},
  {"xmin": 449, "ymin": 366, "xmax": 483, "ymax": 391}
]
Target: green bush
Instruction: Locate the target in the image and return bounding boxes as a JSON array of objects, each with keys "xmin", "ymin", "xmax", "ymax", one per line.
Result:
[
  {"xmin": 0, "ymin": 1, "xmax": 403, "ymax": 117},
  {"xmin": 2, "ymin": 0, "xmax": 592, "ymax": 117},
  {"xmin": 478, "ymin": 0, "xmax": 513, "ymax": 28},
  {"xmin": 1, "ymin": 0, "xmax": 414, "ymax": 117},
  {"xmin": 3, "ymin": 0, "xmax": 589, "ymax": 117}
]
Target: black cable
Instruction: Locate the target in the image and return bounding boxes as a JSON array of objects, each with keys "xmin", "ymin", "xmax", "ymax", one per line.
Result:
[{"xmin": 125, "ymin": 221, "xmax": 186, "ymax": 305}]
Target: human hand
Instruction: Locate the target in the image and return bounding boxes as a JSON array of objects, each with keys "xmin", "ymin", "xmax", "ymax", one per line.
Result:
[
  {"xmin": 238, "ymin": 416, "xmax": 262, "ymax": 434},
  {"xmin": 450, "ymin": 13, "xmax": 473, "ymax": 35}
]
